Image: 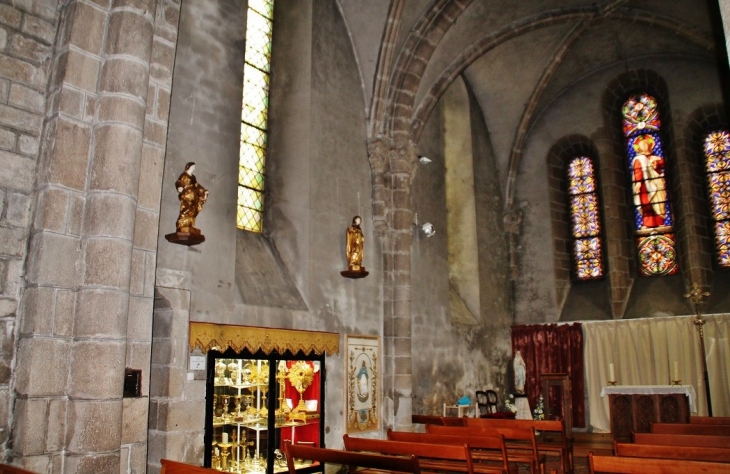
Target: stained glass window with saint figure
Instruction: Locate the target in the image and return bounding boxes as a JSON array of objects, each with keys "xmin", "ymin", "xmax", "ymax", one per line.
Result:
[
  {"xmin": 622, "ymin": 93, "xmax": 677, "ymax": 276},
  {"xmin": 704, "ymin": 130, "xmax": 730, "ymax": 267},
  {"xmin": 568, "ymin": 156, "xmax": 604, "ymax": 280},
  {"xmin": 238, "ymin": 0, "xmax": 275, "ymax": 232}
]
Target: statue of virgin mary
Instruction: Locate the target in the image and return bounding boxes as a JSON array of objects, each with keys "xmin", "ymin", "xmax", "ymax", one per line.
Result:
[{"xmin": 514, "ymin": 351, "xmax": 526, "ymax": 395}]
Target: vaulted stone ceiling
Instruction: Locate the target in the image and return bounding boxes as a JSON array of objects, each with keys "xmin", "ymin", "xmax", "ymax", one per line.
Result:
[{"xmin": 338, "ymin": 0, "xmax": 722, "ymax": 203}]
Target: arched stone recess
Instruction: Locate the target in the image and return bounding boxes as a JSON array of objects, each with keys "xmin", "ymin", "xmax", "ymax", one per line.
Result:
[
  {"xmin": 547, "ymin": 136, "xmax": 611, "ymax": 321},
  {"xmin": 599, "ymin": 69, "xmax": 687, "ymax": 319}
]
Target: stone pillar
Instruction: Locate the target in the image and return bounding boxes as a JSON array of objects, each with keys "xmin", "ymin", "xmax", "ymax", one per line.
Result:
[
  {"xmin": 12, "ymin": 1, "xmax": 169, "ymax": 472},
  {"xmin": 593, "ymin": 128, "xmax": 633, "ymax": 319},
  {"xmin": 384, "ymin": 142, "xmax": 418, "ymax": 431}
]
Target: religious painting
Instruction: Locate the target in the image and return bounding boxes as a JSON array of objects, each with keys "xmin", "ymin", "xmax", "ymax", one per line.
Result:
[
  {"xmin": 345, "ymin": 335, "xmax": 380, "ymax": 433},
  {"xmin": 622, "ymin": 93, "xmax": 678, "ymax": 276}
]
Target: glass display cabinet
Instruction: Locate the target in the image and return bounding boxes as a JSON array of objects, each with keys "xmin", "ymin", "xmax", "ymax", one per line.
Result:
[{"xmin": 204, "ymin": 348, "xmax": 325, "ymax": 473}]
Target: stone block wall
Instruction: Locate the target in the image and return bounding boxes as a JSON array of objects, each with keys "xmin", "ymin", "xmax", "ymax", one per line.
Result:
[{"xmin": 0, "ymin": 0, "xmax": 60, "ymax": 459}]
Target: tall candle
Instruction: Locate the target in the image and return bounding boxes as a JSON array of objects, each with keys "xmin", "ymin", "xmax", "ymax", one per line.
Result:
[
  {"xmin": 609, "ymin": 363, "xmax": 615, "ymax": 382},
  {"xmin": 222, "ymin": 432, "xmax": 228, "ymax": 444},
  {"xmin": 673, "ymin": 361, "xmax": 680, "ymax": 381}
]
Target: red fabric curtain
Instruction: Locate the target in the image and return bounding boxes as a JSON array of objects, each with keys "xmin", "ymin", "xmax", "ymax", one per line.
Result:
[{"xmin": 511, "ymin": 323, "xmax": 585, "ymax": 428}]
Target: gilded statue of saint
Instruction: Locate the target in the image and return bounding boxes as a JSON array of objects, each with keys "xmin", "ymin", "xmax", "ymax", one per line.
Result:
[
  {"xmin": 346, "ymin": 216, "xmax": 365, "ymax": 271},
  {"xmin": 175, "ymin": 162, "xmax": 209, "ymax": 233}
]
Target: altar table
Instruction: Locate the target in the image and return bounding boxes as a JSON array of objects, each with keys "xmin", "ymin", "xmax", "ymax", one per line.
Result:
[{"xmin": 600, "ymin": 385, "xmax": 695, "ymax": 441}]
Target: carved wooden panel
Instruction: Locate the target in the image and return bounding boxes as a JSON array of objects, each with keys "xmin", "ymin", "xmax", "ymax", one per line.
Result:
[{"xmin": 608, "ymin": 393, "xmax": 689, "ymax": 441}]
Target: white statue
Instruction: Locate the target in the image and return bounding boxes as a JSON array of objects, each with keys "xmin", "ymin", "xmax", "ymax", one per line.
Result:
[{"xmin": 514, "ymin": 351, "xmax": 526, "ymax": 394}]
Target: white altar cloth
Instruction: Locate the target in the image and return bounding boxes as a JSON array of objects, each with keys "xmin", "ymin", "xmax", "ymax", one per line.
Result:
[{"xmin": 600, "ymin": 385, "xmax": 697, "ymax": 413}]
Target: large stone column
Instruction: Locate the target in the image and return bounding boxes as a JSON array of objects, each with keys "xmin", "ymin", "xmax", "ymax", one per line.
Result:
[{"xmin": 11, "ymin": 1, "xmax": 177, "ymax": 472}]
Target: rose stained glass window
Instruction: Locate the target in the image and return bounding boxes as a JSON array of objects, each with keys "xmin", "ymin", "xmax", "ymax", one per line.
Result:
[
  {"xmin": 238, "ymin": 0, "xmax": 275, "ymax": 232},
  {"xmin": 622, "ymin": 93, "xmax": 677, "ymax": 276},
  {"xmin": 568, "ymin": 156, "xmax": 603, "ymax": 280},
  {"xmin": 704, "ymin": 130, "xmax": 730, "ymax": 267}
]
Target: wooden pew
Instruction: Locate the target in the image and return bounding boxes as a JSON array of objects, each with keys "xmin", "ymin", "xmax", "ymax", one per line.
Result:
[
  {"xmin": 412, "ymin": 414, "xmax": 446, "ymax": 426},
  {"xmin": 441, "ymin": 416, "xmax": 468, "ymax": 426},
  {"xmin": 691, "ymin": 416, "xmax": 730, "ymax": 425},
  {"xmin": 614, "ymin": 441, "xmax": 730, "ymax": 463},
  {"xmin": 343, "ymin": 435, "xmax": 476, "ymax": 474},
  {"xmin": 283, "ymin": 443, "xmax": 422, "ymax": 474},
  {"xmin": 588, "ymin": 452, "xmax": 729, "ymax": 474},
  {"xmin": 0, "ymin": 465, "xmax": 37, "ymax": 474},
  {"xmin": 160, "ymin": 459, "xmax": 219, "ymax": 473},
  {"xmin": 386, "ymin": 430, "xmax": 509, "ymax": 474},
  {"xmin": 465, "ymin": 417, "xmax": 573, "ymax": 473},
  {"xmin": 425, "ymin": 424, "xmax": 545, "ymax": 474},
  {"xmin": 650, "ymin": 422, "xmax": 730, "ymax": 436},
  {"xmin": 633, "ymin": 432, "xmax": 730, "ymax": 448}
]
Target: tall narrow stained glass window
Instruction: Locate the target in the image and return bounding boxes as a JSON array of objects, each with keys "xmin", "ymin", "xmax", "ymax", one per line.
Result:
[
  {"xmin": 238, "ymin": 0, "xmax": 275, "ymax": 232},
  {"xmin": 568, "ymin": 156, "xmax": 604, "ymax": 280},
  {"xmin": 622, "ymin": 93, "xmax": 677, "ymax": 276},
  {"xmin": 703, "ymin": 130, "xmax": 730, "ymax": 267}
]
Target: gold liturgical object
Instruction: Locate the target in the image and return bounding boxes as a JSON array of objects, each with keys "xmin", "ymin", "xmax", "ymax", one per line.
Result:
[
  {"xmin": 341, "ymin": 215, "xmax": 369, "ymax": 278},
  {"xmin": 166, "ymin": 161, "xmax": 209, "ymax": 246}
]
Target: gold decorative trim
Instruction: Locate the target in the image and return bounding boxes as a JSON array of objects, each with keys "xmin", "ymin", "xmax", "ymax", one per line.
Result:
[{"xmin": 189, "ymin": 322, "xmax": 340, "ymax": 356}]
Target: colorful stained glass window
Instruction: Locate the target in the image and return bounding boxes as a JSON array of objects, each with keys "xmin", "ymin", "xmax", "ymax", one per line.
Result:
[
  {"xmin": 568, "ymin": 156, "xmax": 603, "ymax": 279},
  {"xmin": 237, "ymin": 0, "xmax": 275, "ymax": 232},
  {"xmin": 704, "ymin": 130, "xmax": 730, "ymax": 267},
  {"xmin": 622, "ymin": 93, "xmax": 677, "ymax": 276}
]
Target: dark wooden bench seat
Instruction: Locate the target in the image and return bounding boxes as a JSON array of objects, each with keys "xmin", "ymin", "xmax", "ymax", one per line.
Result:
[
  {"xmin": 424, "ymin": 424, "xmax": 545, "ymax": 474},
  {"xmin": 465, "ymin": 417, "xmax": 573, "ymax": 473},
  {"xmin": 160, "ymin": 459, "xmax": 219, "ymax": 473},
  {"xmin": 283, "ymin": 442, "xmax": 421, "ymax": 474},
  {"xmin": 633, "ymin": 432, "xmax": 730, "ymax": 448},
  {"xmin": 588, "ymin": 452, "xmax": 729, "ymax": 473},
  {"xmin": 650, "ymin": 422, "xmax": 730, "ymax": 436},
  {"xmin": 385, "ymin": 429, "xmax": 509, "ymax": 474},
  {"xmin": 614, "ymin": 441, "xmax": 730, "ymax": 463},
  {"xmin": 343, "ymin": 435, "xmax": 479, "ymax": 474},
  {"xmin": 690, "ymin": 416, "xmax": 730, "ymax": 425}
]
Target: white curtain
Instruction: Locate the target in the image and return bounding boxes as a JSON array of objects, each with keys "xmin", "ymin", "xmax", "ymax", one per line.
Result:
[{"xmin": 583, "ymin": 314, "xmax": 730, "ymax": 432}]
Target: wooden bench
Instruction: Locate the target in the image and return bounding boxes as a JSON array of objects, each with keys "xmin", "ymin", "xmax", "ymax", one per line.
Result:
[
  {"xmin": 160, "ymin": 459, "xmax": 219, "ymax": 473},
  {"xmin": 343, "ymin": 435, "xmax": 476, "ymax": 473},
  {"xmin": 614, "ymin": 441, "xmax": 730, "ymax": 463},
  {"xmin": 588, "ymin": 452, "xmax": 729, "ymax": 473},
  {"xmin": 650, "ymin": 422, "xmax": 730, "ymax": 436},
  {"xmin": 633, "ymin": 432, "xmax": 730, "ymax": 448},
  {"xmin": 386, "ymin": 429, "xmax": 509, "ymax": 474},
  {"xmin": 283, "ymin": 442, "xmax": 422, "ymax": 474},
  {"xmin": 442, "ymin": 416, "xmax": 468, "ymax": 426},
  {"xmin": 425, "ymin": 424, "xmax": 545, "ymax": 474},
  {"xmin": 691, "ymin": 416, "xmax": 730, "ymax": 425},
  {"xmin": 412, "ymin": 414, "xmax": 446, "ymax": 426},
  {"xmin": 0, "ymin": 464, "xmax": 37, "ymax": 474},
  {"xmin": 465, "ymin": 416, "xmax": 573, "ymax": 473}
]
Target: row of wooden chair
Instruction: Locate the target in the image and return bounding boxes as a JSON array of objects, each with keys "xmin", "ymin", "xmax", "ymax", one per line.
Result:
[{"xmin": 590, "ymin": 419, "xmax": 730, "ymax": 473}]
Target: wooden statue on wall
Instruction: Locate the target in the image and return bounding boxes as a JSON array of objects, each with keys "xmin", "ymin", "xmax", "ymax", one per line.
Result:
[
  {"xmin": 341, "ymin": 216, "xmax": 368, "ymax": 278},
  {"xmin": 165, "ymin": 162, "xmax": 209, "ymax": 246}
]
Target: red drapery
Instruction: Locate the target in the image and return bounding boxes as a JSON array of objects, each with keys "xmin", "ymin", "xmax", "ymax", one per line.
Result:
[{"xmin": 511, "ymin": 323, "xmax": 585, "ymax": 428}]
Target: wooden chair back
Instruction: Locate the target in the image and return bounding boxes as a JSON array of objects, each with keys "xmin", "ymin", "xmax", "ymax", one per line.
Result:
[
  {"xmin": 0, "ymin": 464, "xmax": 37, "ymax": 474},
  {"xmin": 386, "ymin": 430, "xmax": 509, "ymax": 473},
  {"xmin": 588, "ymin": 452, "xmax": 729, "ymax": 473},
  {"xmin": 412, "ymin": 414, "xmax": 445, "ymax": 425},
  {"xmin": 615, "ymin": 441, "xmax": 730, "ymax": 463},
  {"xmin": 160, "ymin": 459, "xmax": 219, "ymax": 473},
  {"xmin": 632, "ymin": 432, "xmax": 730, "ymax": 448},
  {"xmin": 690, "ymin": 416, "xmax": 730, "ymax": 425},
  {"xmin": 283, "ymin": 442, "xmax": 421, "ymax": 474},
  {"xmin": 650, "ymin": 422, "xmax": 730, "ymax": 436},
  {"xmin": 343, "ymin": 436, "xmax": 472, "ymax": 473}
]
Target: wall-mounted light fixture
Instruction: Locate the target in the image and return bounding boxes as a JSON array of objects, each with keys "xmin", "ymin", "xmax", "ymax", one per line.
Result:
[
  {"xmin": 418, "ymin": 155, "xmax": 432, "ymax": 164},
  {"xmin": 413, "ymin": 213, "xmax": 436, "ymax": 237}
]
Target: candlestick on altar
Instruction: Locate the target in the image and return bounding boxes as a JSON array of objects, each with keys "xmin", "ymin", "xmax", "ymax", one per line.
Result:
[
  {"xmin": 684, "ymin": 282, "xmax": 713, "ymax": 416},
  {"xmin": 608, "ymin": 363, "xmax": 616, "ymax": 385}
]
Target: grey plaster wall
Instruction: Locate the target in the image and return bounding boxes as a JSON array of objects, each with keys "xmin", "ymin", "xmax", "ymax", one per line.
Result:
[
  {"xmin": 514, "ymin": 56, "xmax": 725, "ymax": 323},
  {"xmin": 411, "ymin": 77, "xmax": 512, "ymax": 414}
]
